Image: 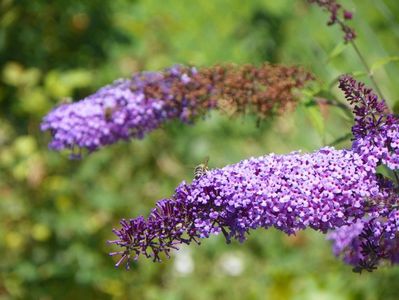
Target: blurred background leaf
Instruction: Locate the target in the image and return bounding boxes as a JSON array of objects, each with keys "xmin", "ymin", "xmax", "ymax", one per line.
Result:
[{"xmin": 1, "ymin": 0, "xmax": 399, "ymax": 299}]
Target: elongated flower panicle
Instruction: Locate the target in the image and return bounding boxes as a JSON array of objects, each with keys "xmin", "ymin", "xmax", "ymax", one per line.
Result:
[
  {"xmin": 323, "ymin": 76, "xmax": 399, "ymax": 272},
  {"xmin": 41, "ymin": 64, "xmax": 312, "ymax": 154},
  {"xmin": 110, "ymin": 76, "xmax": 399, "ymax": 272},
  {"xmin": 339, "ymin": 75, "xmax": 399, "ymax": 170},
  {"xmin": 328, "ymin": 208, "xmax": 399, "ymax": 273},
  {"xmin": 109, "ymin": 147, "xmax": 393, "ymax": 269},
  {"xmin": 338, "ymin": 75, "xmax": 391, "ymax": 138},
  {"xmin": 308, "ymin": 0, "xmax": 356, "ymax": 42}
]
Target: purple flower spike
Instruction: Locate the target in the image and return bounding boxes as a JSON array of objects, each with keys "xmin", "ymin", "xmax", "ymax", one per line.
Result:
[
  {"xmin": 110, "ymin": 76, "xmax": 399, "ymax": 272},
  {"xmin": 109, "ymin": 147, "xmax": 394, "ymax": 269},
  {"xmin": 41, "ymin": 64, "xmax": 313, "ymax": 154},
  {"xmin": 339, "ymin": 75, "xmax": 399, "ymax": 170},
  {"xmin": 328, "ymin": 208, "xmax": 399, "ymax": 273},
  {"xmin": 308, "ymin": 0, "xmax": 356, "ymax": 43},
  {"xmin": 41, "ymin": 66, "xmax": 199, "ymax": 153},
  {"xmin": 324, "ymin": 76, "xmax": 399, "ymax": 272}
]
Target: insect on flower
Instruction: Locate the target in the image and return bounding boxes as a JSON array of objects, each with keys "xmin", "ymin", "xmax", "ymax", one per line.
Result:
[
  {"xmin": 104, "ymin": 105, "xmax": 119, "ymax": 122},
  {"xmin": 194, "ymin": 156, "xmax": 209, "ymax": 179}
]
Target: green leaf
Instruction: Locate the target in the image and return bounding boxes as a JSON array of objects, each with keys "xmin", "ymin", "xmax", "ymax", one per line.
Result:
[
  {"xmin": 370, "ymin": 56, "xmax": 399, "ymax": 73},
  {"xmin": 44, "ymin": 69, "xmax": 93, "ymax": 98},
  {"xmin": 306, "ymin": 105, "xmax": 325, "ymax": 138},
  {"xmin": 351, "ymin": 70, "xmax": 368, "ymax": 78},
  {"xmin": 327, "ymin": 42, "xmax": 348, "ymax": 62}
]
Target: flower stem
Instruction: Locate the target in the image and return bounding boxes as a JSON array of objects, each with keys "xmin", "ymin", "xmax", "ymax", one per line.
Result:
[{"xmin": 350, "ymin": 41, "xmax": 385, "ymax": 101}]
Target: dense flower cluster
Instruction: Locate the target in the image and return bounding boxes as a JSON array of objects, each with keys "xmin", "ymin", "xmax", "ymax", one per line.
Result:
[
  {"xmin": 328, "ymin": 208, "xmax": 399, "ymax": 273},
  {"xmin": 109, "ymin": 146, "xmax": 393, "ymax": 269},
  {"xmin": 308, "ymin": 0, "xmax": 356, "ymax": 42},
  {"xmin": 110, "ymin": 76, "xmax": 399, "ymax": 272},
  {"xmin": 41, "ymin": 64, "xmax": 312, "ymax": 154},
  {"xmin": 339, "ymin": 75, "xmax": 399, "ymax": 170},
  {"xmin": 325, "ymin": 76, "xmax": 399, "ymax": 272}
]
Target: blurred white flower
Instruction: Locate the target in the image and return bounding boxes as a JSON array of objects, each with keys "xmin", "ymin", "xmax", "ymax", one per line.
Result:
[
  {"xmin": 218, "ymin": 252, "xmax": 245, "ymax": 276},
  {"xmin": 173, "ymin": 246, "xmax": 194, "ymax": 276}
]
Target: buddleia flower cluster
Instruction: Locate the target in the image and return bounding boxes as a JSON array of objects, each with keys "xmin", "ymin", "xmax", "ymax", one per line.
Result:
[
  {"xmin": 327, "ymin": 75, "xmax": 399, "ymax": 272},
  {"xmin": 109, "ymin": 76, "xmax": 399, "ymax": 272},
  {"xmin": 109, "ymin": 147, "xmax": 394, "ymax": 269},
  {"xmin": 339, "ymin": 75, "xmax": 399, "ymax": 170},
  {"xmin": 41, "ymin": 64, "xmax": 312, "ymax": 155},
  {"xmin": 308, "ymin": 0, "xmax": 356, "ymax": 42}
]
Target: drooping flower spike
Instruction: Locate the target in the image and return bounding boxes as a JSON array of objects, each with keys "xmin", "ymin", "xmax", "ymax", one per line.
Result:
[
  {"xmin": 339, "ymin": 75, "xmax": 399, "ymax": 170},
  {"xmin": 41, "ymin": 64, "xmax": 312, "ymax": 155},
  {"xmin": 308, "ymin": 0, "xmax": 356, "ymax": 43},
  {"xmin": 110, "ymin": 76, "xmax": 399, "ymax": 272},
  {"xmin": 328, "ymin": 210, "xmax": 399, "ymax": 273},
  {"xmin": 109, "ymin": 146, "xmax": 397, "ymax": 269},
  {"xmin": 327, "ymin": 75, "xmax": 399, "ymax": 272}
]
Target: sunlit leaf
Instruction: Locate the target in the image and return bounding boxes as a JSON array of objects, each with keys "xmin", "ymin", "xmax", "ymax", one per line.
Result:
[
  {"xmin": 327, "ymin": 42, "xmax": 348, "ymax": 61},
  {"xmin": 305, "ymin": 105, "xmax": 325, "ymax": 138},
  {"xmin": 371, "ymin": 56, "xmax": 399, "ymax": 73}
]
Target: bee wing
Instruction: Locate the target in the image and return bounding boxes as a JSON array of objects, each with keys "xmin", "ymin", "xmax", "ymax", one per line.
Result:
[{"xmin": 184, "ymin": 165, "xmax": 196, "ymax": 169}]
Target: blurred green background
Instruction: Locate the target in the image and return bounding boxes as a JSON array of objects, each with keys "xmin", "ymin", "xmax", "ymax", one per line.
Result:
[{"xmin": 1, "ymin": 0, "xmax": 399, "ymax": 299}]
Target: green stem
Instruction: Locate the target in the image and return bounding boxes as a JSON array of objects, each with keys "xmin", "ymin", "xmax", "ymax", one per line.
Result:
[
  {"xmin": 350, "ymin": 41, "xmax": 385, "ymax": 101},
  {"xmin": 393, "ymin": 169, "xmax": 399, "ymax": 188},
  {"xmin": 313, "ymin": 96, "xmax": 353, "ymax": 120},
  {"xmin": 334, "ymin": 17, "xmax": 385, "ymax": 101}
]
